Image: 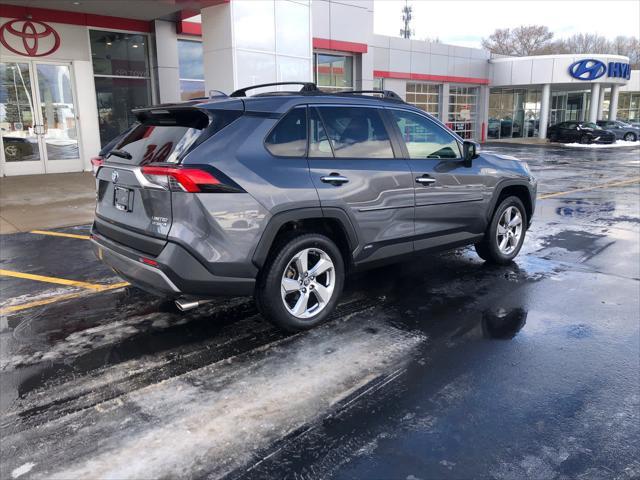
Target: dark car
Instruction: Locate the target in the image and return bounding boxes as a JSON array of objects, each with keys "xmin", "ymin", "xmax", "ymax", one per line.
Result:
[
  {"xmin": 596, "ymin": 120, "xmax": 640, "ymax": 141},
  {"xmin": 91, "ymin": 82, "xmax": 536, "ymax": 332},
  {"xmin": 547, "ymin": 121, "xmax": 616, "ymax": 144}
]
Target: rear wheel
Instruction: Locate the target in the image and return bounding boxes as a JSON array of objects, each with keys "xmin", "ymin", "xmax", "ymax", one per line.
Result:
[
  {"xmin": 549, "ymin": 132, "xmax": 558, "ymax": 142},
  {"xmin": 475, "ymin": 196, "xmax": 527, "ymax": 265},
  {"xmin": 256, "ymin": 233, "xmax": 344, "ymax": 332},
  {"xmin": 624, "ymin": 132, "xmax": 637, "ymax": 142}
]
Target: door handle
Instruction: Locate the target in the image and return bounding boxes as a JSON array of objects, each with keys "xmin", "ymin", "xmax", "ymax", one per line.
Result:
[
  {"xmin": 416, "ymin": 175, "xmax": 436, "ymax": 186},
  {"xmin": 321, "ymin": 173, "xmax": 349, "ymax": 185}
]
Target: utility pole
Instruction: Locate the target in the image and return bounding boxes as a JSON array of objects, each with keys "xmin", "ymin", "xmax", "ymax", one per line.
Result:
[{"xmin": 400, "ymin": 0, "xmax": 413, "ymax": 39}]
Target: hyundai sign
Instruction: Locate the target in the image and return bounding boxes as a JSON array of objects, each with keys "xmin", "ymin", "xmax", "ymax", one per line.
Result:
[{"xmin": 569, "ymin": 59, "xmax": 631, "ymax": 81}]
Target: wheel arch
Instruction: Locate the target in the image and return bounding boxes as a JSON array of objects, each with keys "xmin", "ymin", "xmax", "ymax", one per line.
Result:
[
  {"xmin": 488, "ymin": 181, "xmax": 534, "ymax": 227},
  {"xmin": 252, "ymin": 207, "xmax": 358, "ymax": 270}
]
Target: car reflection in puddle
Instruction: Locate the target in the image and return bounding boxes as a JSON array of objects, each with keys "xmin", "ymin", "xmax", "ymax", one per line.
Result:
[
  {"xmin": 556, "ymin": 200, "xmax": 615, "ymax": 218},
  {"xmin": 482, "ymin": 307, "xmax": 528, "ymax": 340}
]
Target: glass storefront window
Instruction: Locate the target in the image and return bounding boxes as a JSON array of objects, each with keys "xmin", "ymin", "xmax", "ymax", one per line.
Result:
[
  {"xmin": 373, "ymin": 78, "xmax": 384, "ymax": 91},
  {"xmin": 447, "ymin": 86, "xmax": 477, "ymax": 139},
  {"xmin": 90, "ymin": 31, "xmax": 149, "ymax": 77},
  {"xmin": 178, "ymin": 40, "xmax": 205, "ymax": 101},
  {"xmin": 314, "ymin": 53, "xmax": 353, "ymax": 91},
  {"xmin": 489, "ymin": 88, "xmax": 541, "ymax": 139},
  {"xmin": 90, "ymin": 30, "xmax": 151, "ymax": 147},
  {"xmin": 615, "ymin": 92, "xmax": 640, "ymax": 121},
  {"xmin": 406, "ymin": 82, "xmax": 440, "ymax": 118}
]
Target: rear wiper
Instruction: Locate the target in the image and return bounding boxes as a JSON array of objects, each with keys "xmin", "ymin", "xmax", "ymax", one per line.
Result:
[{"xmin": 108, "ymin": 149, "xmax": 132, "ymax": 160}]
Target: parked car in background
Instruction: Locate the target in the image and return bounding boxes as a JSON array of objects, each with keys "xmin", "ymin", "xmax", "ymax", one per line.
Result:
[
  {"xmin": 596, "ymin": 120, "xmax": 640, "ymax": 141},
  {"xmin": 627, "ymin": 121, "xmax": 640, "ymax": 129},
  {"xmin": 547, "ymin": 121, "xmax": 616, "ymax": 144},
  {"xmin": 91, "ymin": 82, "xmax": 536, "ymax": 332}
]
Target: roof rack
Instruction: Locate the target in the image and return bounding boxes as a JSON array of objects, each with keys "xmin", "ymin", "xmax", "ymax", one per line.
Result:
[
  {"xmin": 230, "ymin": 82, "xmax": 320, "ymax": 97},
  {"xmin": 333, "ymin": 90, "xmax": 404, "ymax": 102}
]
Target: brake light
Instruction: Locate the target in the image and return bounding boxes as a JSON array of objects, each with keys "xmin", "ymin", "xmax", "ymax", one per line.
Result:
[
  {"xmin": 139, "ymin": 257, "xmax": 159, "ymax": 267},
  {"xmin": 141, "ymin": 166, "xmax": 221, "ymax": 193},
  {"xmin": 90, "ymin": 156, "xmax": 104, "ymax": 176}
]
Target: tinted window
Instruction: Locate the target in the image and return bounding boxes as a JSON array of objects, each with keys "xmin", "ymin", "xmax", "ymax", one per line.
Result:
[
  {"xmin": 309, "ymin": 107, "xmax": 333, "ymax": 157},
  {"xmin": 317, "ymin": 107, "xmax": 394, "ymax": 158},
  {"xmin": 265, "ymin": 107, "xmax": 307, "ymax": 157},
  {"xmin": 391, "ymin": 110, "xmax": 461, "ymax": 159}
]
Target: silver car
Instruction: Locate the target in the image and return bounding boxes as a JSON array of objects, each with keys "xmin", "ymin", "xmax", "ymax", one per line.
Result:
[{"xmin": 596, "ymin": 120, "xmax": 640, "ymax": 141}]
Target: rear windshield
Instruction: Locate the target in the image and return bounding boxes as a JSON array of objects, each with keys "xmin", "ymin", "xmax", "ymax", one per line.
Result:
[{"xmin": 111, "ymin": 108, "xmax": 240, "ymax": 165}]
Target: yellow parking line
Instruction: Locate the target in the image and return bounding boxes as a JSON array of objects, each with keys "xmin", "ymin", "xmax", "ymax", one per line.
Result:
[
  {"xmin": 0, "ymin": 269, "xmax": 128, "ymax": 292},
  {"xmin": 0, "ymin": 283, "xmax": 128, "ymax": 315},
  {"xmin": 538, "ymin": 177, "xmax": 640, "ymax": 200},
  {"xmin": 30, "ymin": 230, "xmax": 91, "ymax": 240}
]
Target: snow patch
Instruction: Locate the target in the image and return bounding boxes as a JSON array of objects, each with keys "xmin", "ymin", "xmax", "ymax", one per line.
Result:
[
  {"xmin": 11, "ymin": 463, "xmax": 36, "ymax": 478},
  {"xmin": 563, "ymin": 140, "xmax": 640, "ymax": 148}
]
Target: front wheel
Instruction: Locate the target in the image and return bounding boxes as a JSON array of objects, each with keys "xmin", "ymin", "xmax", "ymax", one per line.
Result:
[
  {"xmin": 579, "ymin": 134, "xmax": 591, "ymax": 144},
  {"xmin": 256, "ymin": 233, "xmax": 344, "ymax": 332},
  {"xmin": 475, "ymin": 196, "xmax": 527, "ymax": 265}
]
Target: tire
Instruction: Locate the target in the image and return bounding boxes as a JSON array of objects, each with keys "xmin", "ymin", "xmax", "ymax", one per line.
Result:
[
  {"xmin": 255, "ymin": 232, "xmax": 344, "ymax": 332},
  {"xmin": 475, "ymin": 196, "xmax": 527, "ymax": 265},
  {"xmin": 549, "ymin": 133, "xmax": 558, "ymax": 143},
  {"xmin": 623, "ymin": 132, "xmax": 637, "ymax": 142},
  {"xmin": 579, "ymin": 135, "xmax": 591, "ymax": 144}
]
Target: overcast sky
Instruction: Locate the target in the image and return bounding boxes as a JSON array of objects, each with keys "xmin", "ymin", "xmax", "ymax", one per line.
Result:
[{"xmin": 374, "ymin": 0, "xmax": 640, "ymax": 48}]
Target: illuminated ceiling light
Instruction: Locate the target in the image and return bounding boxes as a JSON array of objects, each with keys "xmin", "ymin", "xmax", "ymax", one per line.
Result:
[
  {"xmin": 106, "ymin": 42, "xmax": 112, "ymax": 45},
  {"xmin": 72, "ymin": 1, "xmax": 81, "ymax": 4},
  {"xmin": 132, "ymin": 44, "xmax": 139, "ymax": 48}
]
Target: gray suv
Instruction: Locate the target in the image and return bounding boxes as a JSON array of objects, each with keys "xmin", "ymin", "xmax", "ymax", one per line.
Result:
[{"xmin": 91, "ymin": 82, "xmax": 537, "ymax": 332}]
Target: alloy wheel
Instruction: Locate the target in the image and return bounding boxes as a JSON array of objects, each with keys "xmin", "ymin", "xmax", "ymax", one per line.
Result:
[
  {"xmin": 496, "ymin": 206, "xmax": 523, "ymax": 255},
  {"xmin": 281, "ymin": 247, "xmax": 335, "ymax": 319}
]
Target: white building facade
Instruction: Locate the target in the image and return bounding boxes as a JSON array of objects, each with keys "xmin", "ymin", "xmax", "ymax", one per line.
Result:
[{"xmin": 0, "ymin": 0, "xmax": 637, "ymax": 176}]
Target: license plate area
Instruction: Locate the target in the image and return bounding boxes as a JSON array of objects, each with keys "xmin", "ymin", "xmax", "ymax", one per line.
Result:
[{"xmin": 114, "ymin": 186, "xmax": 133, "ymax": 212}]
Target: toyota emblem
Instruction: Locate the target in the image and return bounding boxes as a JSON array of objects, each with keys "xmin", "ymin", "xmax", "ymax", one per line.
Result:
[
  {"xmin": 0, "ymin": 19, "xmax": 61, "ymax": 57},
  {"xmin": 111, "ymin": 171, "xmax": 119, "ymax": 183}
]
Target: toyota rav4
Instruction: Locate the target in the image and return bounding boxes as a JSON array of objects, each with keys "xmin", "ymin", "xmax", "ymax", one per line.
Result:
[{"xmin": 91, "ymin": 82, "xmax": 537, "ymax": 332}]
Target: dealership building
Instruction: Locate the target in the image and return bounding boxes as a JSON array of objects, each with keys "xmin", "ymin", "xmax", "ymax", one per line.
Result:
[{"xmin": 1, "ymin": 0, "xmax": 638, "ymax": 176}]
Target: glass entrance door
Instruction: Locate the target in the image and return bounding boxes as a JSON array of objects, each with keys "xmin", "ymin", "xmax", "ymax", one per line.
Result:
[{"xmin": 1, "ymin": 60, "xmax": 82, "ymax": 176}]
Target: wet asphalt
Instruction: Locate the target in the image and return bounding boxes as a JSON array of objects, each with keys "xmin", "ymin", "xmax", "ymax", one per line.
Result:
[{"xmin": 0, "ymin": 143, "xmax": 639, "ymax": 480}]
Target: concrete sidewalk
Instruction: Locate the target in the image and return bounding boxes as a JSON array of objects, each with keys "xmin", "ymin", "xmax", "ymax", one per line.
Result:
[{"xmin": 0, "ymin": 172, "xmax": 96, "ymax": 234}]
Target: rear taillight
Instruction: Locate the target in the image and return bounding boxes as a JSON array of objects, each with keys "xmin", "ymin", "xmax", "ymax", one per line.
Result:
[
  {"xmin": 90, "ymin": 156, "xmax": 104, "ymax": 176},
  {"xmin": 141, "ymin": 166, "xmax": 222, "ymax": 193}
]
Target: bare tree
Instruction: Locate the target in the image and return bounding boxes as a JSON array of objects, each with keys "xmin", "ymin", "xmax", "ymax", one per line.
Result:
[
  {"xmin": 481, "ymin": 25, "xmax": 554, "ymax": 56},
  {"xmin": 482, "ymin": 26, "xmax": 639, "ymax": 68},
  {"xmin": 561, "ymin": 33, "xmax": 611, "ymax": 54},
  {"xmin": 611, "ymin": 36, "xmax": 640, "ymax": 69}
]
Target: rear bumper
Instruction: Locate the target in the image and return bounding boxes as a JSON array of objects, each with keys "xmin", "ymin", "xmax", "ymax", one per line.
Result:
[{"xmin": 91, "ymin": 228, "xmax": 255, "ymax": 298}]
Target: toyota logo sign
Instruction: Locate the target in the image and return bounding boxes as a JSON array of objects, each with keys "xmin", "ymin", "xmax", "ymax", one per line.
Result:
[
  {"xmin": 568, "ymin": 59, "xmax": 607, "ymax": 81},
  {"xmin": 0, "ymin": 19, "xmax": 61, "ymax": 57}
]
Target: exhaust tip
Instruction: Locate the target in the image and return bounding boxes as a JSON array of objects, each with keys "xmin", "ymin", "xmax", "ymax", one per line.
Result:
[
  {"xmin": 174, "ymin": 298, "xmax": 214, "ymax": 312},
  {"xmin": 175, "ymin": 298, "xmax": 201, "ymax": 312}
]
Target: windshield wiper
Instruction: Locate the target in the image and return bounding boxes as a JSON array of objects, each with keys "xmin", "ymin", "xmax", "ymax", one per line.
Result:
[{"xmin": 108, "ymin": 149, "xmax": 132, "ymax": 160}]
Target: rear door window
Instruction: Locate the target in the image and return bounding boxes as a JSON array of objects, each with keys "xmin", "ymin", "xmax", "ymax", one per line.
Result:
[
  {"xmin": 390, "ymin": 109, "xmax": 461, "ymax": 159},
  {"xmin": 316, "ymin": 106, "xmax": 394, "ymax": 158},
  {"xmin": 112, "ymin": 108, "xmax": 239, "ymax": 165},
  {"xmin": 265, "ymin": 107, "xmax": 307, "ymax": 157}
]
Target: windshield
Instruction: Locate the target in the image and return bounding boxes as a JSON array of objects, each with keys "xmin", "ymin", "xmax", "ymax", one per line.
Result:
[{"xmin": 582, "ymin": 122, "xmax": 598, "ymax": 129}]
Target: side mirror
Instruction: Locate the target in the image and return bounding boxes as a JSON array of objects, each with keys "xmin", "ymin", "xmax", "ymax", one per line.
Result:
[{"xmin": 463, "ymin": 140, "xmax": 480, "ymax": 166}]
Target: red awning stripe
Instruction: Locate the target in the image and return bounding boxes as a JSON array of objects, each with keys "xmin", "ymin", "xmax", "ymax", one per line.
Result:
[
  {"xmin": 0, "ymin": 3, "xmax": 152, "ymax": 32},
  {"xmin": 313, "ymin": 37, "xmax": 368, "ymax": 54},
  {"xmin": 374, "ymin": 70, "xmax": 490, "ymax": 85}
]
